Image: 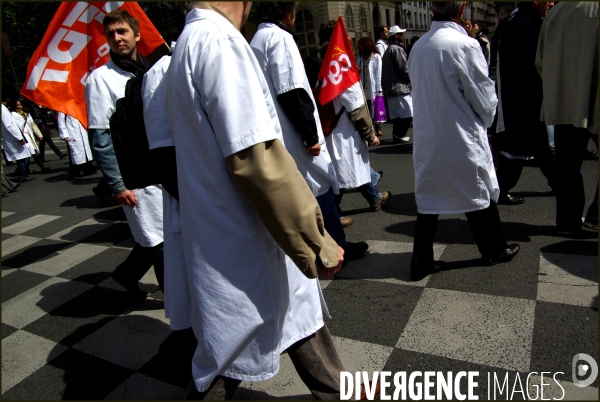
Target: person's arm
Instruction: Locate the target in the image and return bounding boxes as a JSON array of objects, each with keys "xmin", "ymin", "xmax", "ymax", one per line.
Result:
[
  {"xmin": 277, "ymin": 88, "xmax": 320, "ymax": 152},
  {"xmin": 226, "ymin": 139, "xmax": 342, "ymax": 278},
  {"xmin": 267, "ymin": 32, "xmax": 320, "ymax": 154},
  {"xmin": 2, "ymin": 105, "xmax": 25, "ymax": 143},
  {"xmin": 57, "ymin": 113, "xmax": 69, "ymax": 140},
  {"xmin": 458, "ymin": 43, "xmax": 497, "ymax": 128},
  {"xmin": 87, "ymin": 128, "xmax": 132, "ymax": 200},
  {"xmin": 337, "ymin": 83, "xmax": 377, "ymax": 144}
]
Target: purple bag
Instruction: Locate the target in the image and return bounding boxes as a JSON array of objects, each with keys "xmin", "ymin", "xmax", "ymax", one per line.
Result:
[{"xmin": 373, "ymin": 94, "xmax": 387, "ymax": 123}]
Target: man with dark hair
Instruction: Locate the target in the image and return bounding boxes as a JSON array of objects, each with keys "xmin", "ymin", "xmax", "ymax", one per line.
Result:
[
  {"xmin": 494, "ymin": 1, "xmax": 556, "ymax": 205},
  {"xmin": 251, "ymin": 2, "xmax": 368, "ymax": 264},
  {"xmin": 375, "ymin": 25, "xmax": 388, "ymax": 55},
  {"xmin": 408, "ymin": 1, "xmax": 519, "ymax": 281},
  {"xmin": 85, "ymin": 9, "xmax": 164, "ymax": 299}
]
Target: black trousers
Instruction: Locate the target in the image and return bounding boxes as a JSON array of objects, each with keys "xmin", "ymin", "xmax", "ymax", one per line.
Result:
[
  {"xmin": 392, "ymin": 117, "xmax": 412, "ymax": 140},
  {"xmin": 495, "ymin": 148, "xmax": 556, "ymax": 197},
  {"xmin": 39, "ymin": 130, "xmax": 64, "ymax": 159},
  {"xmin": 413, "ymin": 202, "xmax": 507, "ymax": 265},
  {"xmin": 554, "ymin": 125, "xmax": 596, "ymax": 230}
]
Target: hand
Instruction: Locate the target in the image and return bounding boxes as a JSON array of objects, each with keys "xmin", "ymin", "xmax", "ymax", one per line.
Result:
[
  {"xmin": 320, "ymin": 246, "xmax": 344, "ymax": 278},
  {"xmin": 369, "ymin": 136, "xmax": 381, "ymax": 146},
  {"xmin": 306, "ymin": 143, "xmax": 321, "ymax": 156},
  {"xmin": 114, "ymin": 189, "xmax": 138, "ymax": 206},
  {"xmin": 63, "ymin": 137, "xmax": 69, "ymax": 142},
  {"xmin": 20, "ymin": 139, "xmax": 26, "ymax": 145}
]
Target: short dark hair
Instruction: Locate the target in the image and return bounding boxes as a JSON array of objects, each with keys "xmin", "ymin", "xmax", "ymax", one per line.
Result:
[
  {"xmin": 318, "ymin": 20, "xmax": 336, "ymax": 45},
  {"xmin": 376, "ymin": 25, "xmax": 387, "ymax": 37},
  {"xmin": 103, "ymin": 9, "xmax": 140, "ymax": 35},
  {"xmin": 255, "ymin": 2, "xmax": 298, "ymax": 22},
  {"xmin": 431, "ymin": 2, "xmax": 463, "ymax": 19},
  {"xmin": 358, "ymin": 36, "xmax": 379, "ymax": 56}
]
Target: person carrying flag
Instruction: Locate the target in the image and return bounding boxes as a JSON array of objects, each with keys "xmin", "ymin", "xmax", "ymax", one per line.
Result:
[
  {"xmin": 85, "ymin": 9, "xmax": 164, "ymax": 299},
  {"xmin": 318, "ymin": 18, "xmax": 391, "ymax": 213}
]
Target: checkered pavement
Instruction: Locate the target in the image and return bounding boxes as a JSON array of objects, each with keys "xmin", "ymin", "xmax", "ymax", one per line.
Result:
[{"xmin": 2, "ymin": 209, "xmax": 598, "ymax": 400}]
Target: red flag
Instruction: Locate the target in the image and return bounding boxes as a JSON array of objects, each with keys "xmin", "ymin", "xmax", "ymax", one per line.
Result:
[
  {"xmin": 20, "ymin": 2, "xmax": 165, "ymax": 129},
  {"xmin": 317, "ymin": 16, "xmax": 360, "ymax": 105}
]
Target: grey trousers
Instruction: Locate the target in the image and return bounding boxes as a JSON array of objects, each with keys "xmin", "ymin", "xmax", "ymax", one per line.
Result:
[{"xmin": 184, "ymin": 325, "xmax": 345, "ymax": 400}]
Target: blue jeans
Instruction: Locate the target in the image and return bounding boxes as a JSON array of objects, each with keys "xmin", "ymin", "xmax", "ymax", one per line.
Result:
[
  {"xmin": 16, "ymin": 158, "xmax": 29, "ymax": 181},
  {"xmin": 358, "ymin": 168, "xmax": 383, "ymax": 207},
  {"xmin": 316, "ymin": 188, "xmax": 347, "ymax": 248}
]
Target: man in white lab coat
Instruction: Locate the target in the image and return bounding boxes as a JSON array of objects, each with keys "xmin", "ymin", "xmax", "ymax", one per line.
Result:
[
  {"xmin": 408, "ymin": 2, "xmax": 520, "ymax": 281},
  {"xmin": 165, "ymin": 2, "xmax": 354, "ymax": 400},
  {"xmin": 1, "ymin": 100, "xmax": 31, "ymax": 182},
  {"xmin": 250, "ymin": 2, "xmax": 369, "ymax": 263},
  {"xmin": 57, "ymin": 112, "xmax": 95, "ymax": 179},
  {"xmin": 85, "ymin": 9, "xmax": 164, "ymax": 298}
]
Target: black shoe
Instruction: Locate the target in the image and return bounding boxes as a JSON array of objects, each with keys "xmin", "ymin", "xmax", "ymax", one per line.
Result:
[
  {"xmin": 68, "ymin": 172, "xmax": 83, "ymax": 180},
  {"xmin": 377, "ymin": 171, "xmax": 384, "ymax": 183},
  {"xmin": 59, "ymin": 154, "xmax": 67, "ymax": 159},
  {"xmin": 18, "ymin": 177, "xmax": 36, "ymax": 182},
  {"xmin": 482, "ymin": 244, "xmax": 520, "ymax": 266},
  {"xmin": 411, "ymin": 256, "xmax": 444, "ymax": 281},
  {"xmin": 93, "ymin": 186, "xmax": 111, "ymax": 206},
  {"xmin": 344, "ymin": 241, "xmax": 369, "ymax": 261},
  {"xmin": 2, "ymin": 191, "xmax": 8, "ymax": 198},
  {"xmin": 497, "ymin": 194, "xmax": 524, "ymax": 205},
  {"xmin": 111, "ymin": 271, "xmax": 147, "ymax": 300}
]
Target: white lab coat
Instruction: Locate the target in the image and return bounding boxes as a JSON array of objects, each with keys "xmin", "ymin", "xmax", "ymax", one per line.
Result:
[
  {"xmin": 357, "ymin": 53, "xmax": 383, "ymax": 100},
  {"xmin": 325, "ymin": 81, "xmax": 372, "ymax": 189},
  {"xmin": 142, "ymin": 54, "xmax": 191, "ymax": 330},
  {"xmin": 85, "ymin": 59, "xmax": 164, "ymax": 248},
  {"xmin": 165, "ymin": 8, "xmax": 324, "ymax": 392},
  {"xmin": 57, "ymin": 113, "xmax": 93, "ymax": 165},
  {"xmin": 11, "ymin": 112, "xmax": 39, "ymax": 155},
  {"xmin": 1, "ymin": 104, "xmax": 30, "ymax": 162},
  {"xmin": 408, "ymin": 21, "xmax": 499, "ymax": 214},
  {"xmin": 376, "ymin": 39, "xmax": 388, "ymax": 56},
  {"xmin": 250, "ymin": 22, "xmax": 339, "ymax": 198}
]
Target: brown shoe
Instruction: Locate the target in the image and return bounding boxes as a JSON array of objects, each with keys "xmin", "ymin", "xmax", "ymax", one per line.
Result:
[
  {"xmin": 360, "ymin": 380, "xmax": 381, "ymax": 400},
  {"xmin": 372, "ymin": 191, "xmax": 391, "ymax": 211},
  {"xmin": 340, "ymin": 216, "xmax": 353, "ymax": 227}
]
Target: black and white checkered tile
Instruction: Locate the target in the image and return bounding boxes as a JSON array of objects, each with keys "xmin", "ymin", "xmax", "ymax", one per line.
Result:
[{"xmin": 2, "ymin": 210, "xmax": 598, "ymax": 400}]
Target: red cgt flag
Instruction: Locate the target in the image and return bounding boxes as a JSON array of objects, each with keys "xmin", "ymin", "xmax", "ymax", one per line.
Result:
[
  {"xmin": 20, "ymin": 2, "xmax": 165, "ymax": 129},
  {"xmin": 317, "ymin": 16, "xmax": 360, "ymax": 105}
]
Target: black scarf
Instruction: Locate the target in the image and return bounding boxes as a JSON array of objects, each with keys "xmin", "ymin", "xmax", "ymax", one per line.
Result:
[{"xmin": 110, "ymin": 50, "xmax": 149, "ymax": 74}]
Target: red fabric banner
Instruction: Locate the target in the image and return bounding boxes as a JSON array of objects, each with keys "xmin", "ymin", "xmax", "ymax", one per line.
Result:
[
  {"xmin": 317, "ymin": 16, "xmax": 360, "ymax": 105},
  {"xmin": 20, "ymin": 2, "xmax": 165, "ymax": 129}
]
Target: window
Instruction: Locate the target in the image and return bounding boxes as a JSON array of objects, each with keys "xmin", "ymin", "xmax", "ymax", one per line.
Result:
[
  {"xmin": 295, "ymin": 9, "xmax": 317, "ymax": 58},
  {"xmin": 385, "ymin": 9, "xmax": 390, "ymax": 27},
  {"xmin": 359, "ymin": 6, "xmax": 368, "ymax": 31},
  {"xmin": 345, "ymin": 5, "xmax": 355, "ymax": 31}
]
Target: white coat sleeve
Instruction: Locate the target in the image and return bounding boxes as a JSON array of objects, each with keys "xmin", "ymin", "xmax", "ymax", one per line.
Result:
[
  {"xmin": 373, "ymin": 54, "xmax": 383, "ymax": 93},
  {"xmin": 1, "ymin": 105, "xmax": 23, "ymax": 142},
  {"xmin": 268, "ymin": 33, "xmax": 305, "ymax": 95},
  {"xmin": 57, "ymin": 112, "xmax": 68, "ymax": 139},
  {"xmin": 85, "ymin": 74, "xmax": 115, "ymax": 129},
  {"xmin": 457, "ymin": 43, "xmax": 497, "ymax": 128},
  {"xmin": 196, "ymin": 37, "xmax": 279, "ymax": 158}
]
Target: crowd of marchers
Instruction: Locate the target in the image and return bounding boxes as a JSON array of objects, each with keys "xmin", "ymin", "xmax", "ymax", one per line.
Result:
[{"xmin": 1, "ymin": 2, "xmax": 597, "ymax": 400}]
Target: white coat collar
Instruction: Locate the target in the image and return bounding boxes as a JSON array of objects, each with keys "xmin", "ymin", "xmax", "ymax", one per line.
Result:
[{"xmin": 431, "ymin": 20, "xmax": 469, "ymax": 36}]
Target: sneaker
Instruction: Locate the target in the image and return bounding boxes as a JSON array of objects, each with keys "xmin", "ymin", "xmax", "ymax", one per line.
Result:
[
  {"xmin": 340, "ymin": 216, "xmax": 353, "ymax": 227},
  {"xmin": 372, "ymin": 191, "xmax": 391, "ymax": 211},
  {"xmin": 393, "ymin": 136, "xmax": 410, "ymax": 144},
  {"xmin": 344, "ymin": 241, "xmax": 369, "ymax": 261}
]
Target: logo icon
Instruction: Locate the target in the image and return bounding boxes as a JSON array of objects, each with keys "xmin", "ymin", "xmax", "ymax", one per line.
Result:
[{"xmin": 572, "ymin": 353, "xmax": 598, "ymax": 387}]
